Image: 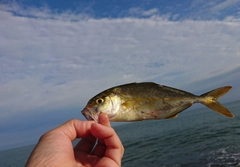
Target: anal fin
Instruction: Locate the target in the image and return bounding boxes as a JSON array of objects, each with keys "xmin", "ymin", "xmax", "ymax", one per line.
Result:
[{"xmin": 165, "ymin": 113, "xmax": 178, "ymax": 119}]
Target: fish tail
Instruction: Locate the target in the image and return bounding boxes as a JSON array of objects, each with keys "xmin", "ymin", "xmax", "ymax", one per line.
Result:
[{"xmin": 199, "ymin": 86, "xmax": 234, "ymax": 117}]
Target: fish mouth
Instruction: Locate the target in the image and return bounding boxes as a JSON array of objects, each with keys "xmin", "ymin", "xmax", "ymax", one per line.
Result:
[{"xmin": 81, "ymin": 107, "xmax": 99, "ymax": 122}]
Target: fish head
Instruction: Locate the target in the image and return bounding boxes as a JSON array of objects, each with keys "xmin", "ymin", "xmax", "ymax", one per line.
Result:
[{"xmin": 81, "ymin": 92, "xmax": 121, "ymax": 122}]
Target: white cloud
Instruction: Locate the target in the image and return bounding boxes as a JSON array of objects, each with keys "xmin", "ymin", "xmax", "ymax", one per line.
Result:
[
  {"xmin": 187, "ymin": 0, "xmax": 240, "ymax": 20},
  {"xmin": 0, "ymin": 2, "xmax": 90, "ymax": 21},
  {"xmin": 0, "ymin": 3, "xmax": 240, "ymax": 118},
  {"xmin": 209, "ymin": 0, "xmax": 239, "ymax": 13},
  {"xmin": 128, "ymin": 7, "xmax": 160, "ymax": 17}
]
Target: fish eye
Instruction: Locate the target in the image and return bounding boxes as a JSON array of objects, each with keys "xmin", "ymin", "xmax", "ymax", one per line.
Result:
[{"xmin": 96, "ymin": 98, "xmax": 104, "ymax": 104}]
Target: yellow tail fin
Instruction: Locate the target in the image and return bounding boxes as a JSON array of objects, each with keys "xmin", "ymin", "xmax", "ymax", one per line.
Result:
[{"xmin": 200, "ymin": 86, "xmax": 234, "ymax": 117}]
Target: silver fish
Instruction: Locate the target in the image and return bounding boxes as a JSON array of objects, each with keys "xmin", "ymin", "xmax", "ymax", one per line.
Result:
[{"xmin": 81, "ymin": 82, "xmax": 233, "ymax": 122}]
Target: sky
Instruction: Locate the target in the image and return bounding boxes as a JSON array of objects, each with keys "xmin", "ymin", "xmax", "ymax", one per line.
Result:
[{"xmin": 0, "ymin": 0, "xmax": 240, "ymax": 151}]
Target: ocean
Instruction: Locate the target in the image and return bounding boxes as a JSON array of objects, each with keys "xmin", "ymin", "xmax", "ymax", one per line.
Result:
[{"xmin": 0, "ymin": 100, "xmax": 240, "ymax": 167}]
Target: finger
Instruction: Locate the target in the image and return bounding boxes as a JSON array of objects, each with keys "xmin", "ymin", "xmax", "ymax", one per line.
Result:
[
  {"xmin": 90, "ymin": 113, "xmax": 110, "ymax": 156},
  {"xmin": 50, "ymin": 119, "xmax": 95, "ymax": 141},
  {"xmin": 99, "ymin": 113, "xmax": 111, "ymax": 127},
  {"xmin": 91, "ymin": 123, "xmax": 124, "ymax": 166}
]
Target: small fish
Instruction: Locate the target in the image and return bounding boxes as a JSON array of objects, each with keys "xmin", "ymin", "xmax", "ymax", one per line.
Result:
[{"xmin": 81, "ymin": 82, "xmax": 233, "ymax": 122}]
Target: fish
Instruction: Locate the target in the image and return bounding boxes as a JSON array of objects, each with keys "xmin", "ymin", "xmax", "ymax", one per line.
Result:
[{"xmin": 81, "ymin": 82, "xmax": 234, "ymax": 122}]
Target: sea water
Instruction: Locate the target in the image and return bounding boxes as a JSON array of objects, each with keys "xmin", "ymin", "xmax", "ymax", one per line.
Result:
[{"xmin": 0, "ymin": 101, "xmax": 240, "ymax": 167}]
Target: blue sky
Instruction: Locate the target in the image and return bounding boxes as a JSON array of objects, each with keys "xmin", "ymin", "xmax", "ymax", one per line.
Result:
[{"xmin": 0, "ymin": 0, "xmax": 240, "ymax": 150}]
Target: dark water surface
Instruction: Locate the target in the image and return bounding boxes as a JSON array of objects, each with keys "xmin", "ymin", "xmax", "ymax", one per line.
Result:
[
  {"xmin": 115, "ymin": 101, "xmax": 240, "ymax": 167},
  {"xmin": 0, "ymin": 101, "xmax": 240, "ymax": 167}
]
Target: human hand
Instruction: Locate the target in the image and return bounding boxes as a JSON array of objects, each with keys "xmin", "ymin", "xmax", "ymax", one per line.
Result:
[{"xmin": 25, "ymin": 113, "xmax": 124, "ymax": 167}]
